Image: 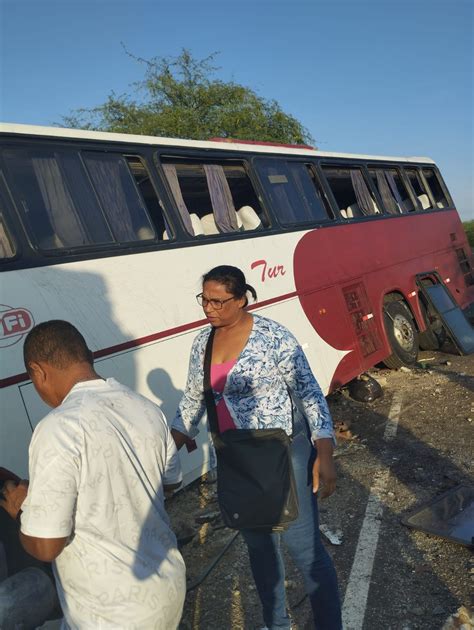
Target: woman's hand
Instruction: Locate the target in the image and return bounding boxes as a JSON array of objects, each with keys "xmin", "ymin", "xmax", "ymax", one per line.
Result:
[
  {"xmin": 171, "ymin": 429, "xmax": 190, "ymax": 451},
  {"xmin": 312, "ymin": 438, "xmax": 336, "ymax": 498}
]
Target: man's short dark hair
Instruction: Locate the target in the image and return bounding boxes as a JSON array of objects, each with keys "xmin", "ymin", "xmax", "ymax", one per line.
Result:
[{"xmin": 23, "ymin": 320, "xmax": 94, "ymax": 371}]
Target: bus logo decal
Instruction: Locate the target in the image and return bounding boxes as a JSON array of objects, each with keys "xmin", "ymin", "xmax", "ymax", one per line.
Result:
[
  {"xmin": 251, "ymin": 259, "xmax": 286, "ymax": 283},
  {"xmin": 0, "ymin": 306, "xmax": 34, "ymax": 348}
]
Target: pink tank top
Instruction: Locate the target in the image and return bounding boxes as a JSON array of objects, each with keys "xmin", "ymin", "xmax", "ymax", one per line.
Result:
[{"xmin": 210, "ymin": 359, "xmax": 237, "ymax": 433}]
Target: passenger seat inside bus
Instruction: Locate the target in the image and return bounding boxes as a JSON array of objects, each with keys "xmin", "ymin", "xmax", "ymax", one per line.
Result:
[
  {"xmin": 201, "ymin": 213, "xmax": 220, "ymax": 235},
  {"xmin": 237, "ymin": 205, "xmax": 262, "ymax": 230},
  {"xmin": 190, "ymin": 213, "xmax": 205, "ymax": 236},
  {"xmin": 345, "ymin": 203, "xmax": 362, "ymax": 218},
  {"xmin": 201, "ymin": 212, "xmax": 243, "ymax": 235},
  {"xmin": 162, "ymin": 213, "xmax": 204, "ymax": 239},
  {"xmin": 346, "ymin": 198, "xmax": 381, "ymax": 218},
  {"xmin": 417, "ymin": 194, "xmax": 431, "ymax": 210}
]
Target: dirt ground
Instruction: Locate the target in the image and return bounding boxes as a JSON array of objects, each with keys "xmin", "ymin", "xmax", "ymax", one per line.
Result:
[{"xmin": 166, "ymin": 347, "xmax": 474, "ymax": 630}]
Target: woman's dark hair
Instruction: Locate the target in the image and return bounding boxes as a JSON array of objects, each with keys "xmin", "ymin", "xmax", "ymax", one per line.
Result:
[{"xmin": 202, "ymin": 265, "xmax": 257, "ymax": 306}]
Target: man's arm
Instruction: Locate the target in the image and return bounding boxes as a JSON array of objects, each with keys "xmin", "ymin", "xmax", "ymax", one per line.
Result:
[
  {"xmin": 20, "ymin": 532, "xmax": 68, "ymax": 562},
  {"xmin": 0, "ymin": 480, "xmax": 68, "ymax": 562}
]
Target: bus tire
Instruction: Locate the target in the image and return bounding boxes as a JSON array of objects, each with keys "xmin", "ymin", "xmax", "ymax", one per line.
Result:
[
  {"xmin": 383, "ymin": 301, "xmax": 419, "ymax": 368},
  {"xmin": 418, "ymin": 301, "xmax": 446, "ymax": 351}
]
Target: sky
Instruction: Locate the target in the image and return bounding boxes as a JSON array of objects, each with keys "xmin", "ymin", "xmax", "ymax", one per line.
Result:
[{"xmin": 1, "ymin": 0, "xmax": 472, "ymax": 220}]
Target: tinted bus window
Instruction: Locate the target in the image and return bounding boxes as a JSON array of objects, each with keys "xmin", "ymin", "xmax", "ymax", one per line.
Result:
[
  {"xmin": 405, "ymin": 168, "xmax": 433, "ymax": 210},
  {"xmin": 422, "ymin": 168, "xmax": 449, "ymax": 208},
  {"xmin": 0, "ymin": 209, "xmax": 16, "ymax": 259},
  {"xmin": 2, "ymin": 147, "xmax": 115, "ymax": 250},
  {"xmin": 322, "ymin": 167, "xmax": 380, "ymax": 218},
  {"xmin": 162, "ymin": 160, "xmax": 264, "ymax": 236},
  {"xmin": 255, "ymin": 159, "xmax": 332, "ymax": 225},
  {"xmin": 83, "ymin": 153, "xmax": 156, "ymax": 242}
]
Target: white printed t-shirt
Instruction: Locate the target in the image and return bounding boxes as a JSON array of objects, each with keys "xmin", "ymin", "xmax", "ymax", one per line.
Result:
[{"xmin": 20, "ymin": 378, "xmax": 186, "ymax": 630}]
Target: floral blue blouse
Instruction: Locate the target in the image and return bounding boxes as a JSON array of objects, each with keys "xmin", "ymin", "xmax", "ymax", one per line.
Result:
[{"xmin": 172, "ymin": 315, "xmax": 335, "ymax": 442}]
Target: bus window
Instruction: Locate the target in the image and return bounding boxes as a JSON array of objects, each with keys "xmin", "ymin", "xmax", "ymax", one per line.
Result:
[
  {"xmin": 125, "ymin": 156, "xmax": 171, "ymax": 240},
  {"xmin": 255, "ymin": 159, "xmax": 332, "ymax": 225},
  {"xmin": 83, "ymin": 153, "xmax": 157, "ymax": 242},
  {"xmin": 369, "ymin": 169, "xmax": 399, "ymax": 215},
  {"xmin": 322, "ymin": 167, "xmax": 380, "ymax": 219},
  {"xmin": 0, "ymin": 208, "xmax": 16, "ymax": 259},
  {"xmin": 405, "ymin": 168, "xmax": 433, "ymax": 210},
  {"xmin": 162, "ymin": 160, "xmax": 264, "ymax": 236},
  {"xmin": 2, "ymin": 148, "xmax": 115, "ymax": 250},
  {"xmin": 422, "ymin": 168, "xmax": 449, "ymax": 208},
  {"xmin": 369, "ymin": 167, "xmax": 414, "ymax": 214}
]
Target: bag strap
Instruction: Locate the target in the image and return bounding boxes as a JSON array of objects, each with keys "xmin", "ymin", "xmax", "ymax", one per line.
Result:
[
  {"xmin": 203, "ymin": 327, "xmax": 220, "ymax": 439},
  {"xmin": 204, "ymin": 324, "xmax": 294, "ymax": 440}
]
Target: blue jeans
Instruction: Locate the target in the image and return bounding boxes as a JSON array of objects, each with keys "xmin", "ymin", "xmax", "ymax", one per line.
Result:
[
  {"xmin": 0, "ymin": 567, "xmax": 58, "ymax": 629},
  {"xmin": 241, "ymin": 429, "xmax": 342, "ymax": 630}
]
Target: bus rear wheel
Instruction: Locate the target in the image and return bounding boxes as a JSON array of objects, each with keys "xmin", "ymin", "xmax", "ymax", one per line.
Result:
[{"xmin": 383, "ymin": 301, "xmax": 419, "ymax": 369}]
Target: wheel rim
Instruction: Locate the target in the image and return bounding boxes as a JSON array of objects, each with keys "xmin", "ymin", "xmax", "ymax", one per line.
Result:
[{"xmin": 392, "ymin": 314, "xmax": 415, "ymax": 351}]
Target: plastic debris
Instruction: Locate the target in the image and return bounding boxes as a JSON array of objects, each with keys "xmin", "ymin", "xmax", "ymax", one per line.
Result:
[
  {"xmin": 319, "ymin": 524, "xmax": 343, "ymax": 545},
  {"xmin": 348, "ymin": 373, "xmax": 383, "ymax": 402},
  {"xmin": 402, "ymin": 485, "xmax": 474, "ymax": 548},
  {"xmin": 195, "ymin": 511, "xmax": 220, "ymax": 524}
]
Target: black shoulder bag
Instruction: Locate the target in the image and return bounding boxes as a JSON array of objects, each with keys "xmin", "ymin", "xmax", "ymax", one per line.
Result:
[{"xmin": 203, "ymin": 328, "xmax": 299, "ymax": 531}]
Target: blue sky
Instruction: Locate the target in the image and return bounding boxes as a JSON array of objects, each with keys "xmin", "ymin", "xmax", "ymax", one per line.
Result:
[{"xmin": 1, "ymin": 0, "xmax": 472, "ymax": 220}]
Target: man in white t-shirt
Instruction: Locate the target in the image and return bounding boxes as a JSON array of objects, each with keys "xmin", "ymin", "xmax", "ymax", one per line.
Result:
[{"xmin": 0, "ymin": 320, "xmax": 186, "ymax": 629}]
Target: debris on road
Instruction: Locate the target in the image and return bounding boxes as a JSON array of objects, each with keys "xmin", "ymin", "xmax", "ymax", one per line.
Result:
[
  {"xmin": 334, "ymin": 419, "xmax": 357, "ymax": 441},
  {"xmin": 402, "ymin": 485, "xmax": 474, "ymax": 548},
  {"xmin": 441, "ymin": 605, "xmax": 473, "ymax": 630},
  {"xmin": 319, "ymin": 525, "xmax": 343, "ymax": 545},
  {"xmin": 195, "ymin": 511, "xmax": 221, "ymax": 525},
  {"xmin": 348, "ymin": 373, "xmax": 383, "ymax": 402}
]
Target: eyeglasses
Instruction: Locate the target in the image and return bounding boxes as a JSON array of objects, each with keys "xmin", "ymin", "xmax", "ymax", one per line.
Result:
[{"xmin": 196, "ymin": 293, "xmax": 236, "ymax": 310}]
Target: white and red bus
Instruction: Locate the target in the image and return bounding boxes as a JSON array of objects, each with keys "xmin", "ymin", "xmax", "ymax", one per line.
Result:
[{"xmin": 1, "ymin": 123, "xmax": 472, "ymax": 483}]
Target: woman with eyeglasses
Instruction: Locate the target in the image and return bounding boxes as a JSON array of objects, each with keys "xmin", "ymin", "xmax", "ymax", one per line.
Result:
[{"xmin": 171, "ymin": 265, "xmax": 342, "ymax": 630}]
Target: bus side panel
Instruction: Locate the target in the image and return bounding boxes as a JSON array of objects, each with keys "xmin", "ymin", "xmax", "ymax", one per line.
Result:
[
  {"xmin": 1, "ymin": 387, "xmax": 33, "ymax": 477},
  {"xmin": 1, "ymin": 231, "xmax": 352, "ymax": 482},
  {"xmin": 297, "ymin": 286, "xmax": 361, "ymax": 390}
]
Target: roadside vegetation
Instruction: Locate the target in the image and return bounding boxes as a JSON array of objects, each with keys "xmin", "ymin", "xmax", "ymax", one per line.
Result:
[
  {"xmin": 462, "ymin": 220, "xmax": 474, "ymax": 247},
  {"xmin": 63, "ymin": 49, "xmax": 313, "ymax": 146}
]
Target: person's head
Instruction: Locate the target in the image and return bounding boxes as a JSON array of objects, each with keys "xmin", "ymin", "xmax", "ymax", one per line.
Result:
[
  {"xmin": 23, "ymin": 320, "xmax": 95, "ymax": 407},
  {"xmin": 197, "ymin": 265, "xmax": 257, "ymax": 327}
]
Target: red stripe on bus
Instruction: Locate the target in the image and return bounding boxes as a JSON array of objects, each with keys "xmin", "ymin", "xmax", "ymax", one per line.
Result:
[
  {"xmin": 0, "ymin": 291, "xmax": 298, "ymax": 389},
  {"xmin": 0, "ymin": 372, "xmax": 30, "ymax": 388}
]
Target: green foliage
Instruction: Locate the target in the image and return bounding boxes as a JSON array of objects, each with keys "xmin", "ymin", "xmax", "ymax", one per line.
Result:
[
  {"xmin": 63, "ymin": 49, "xmax": 314, "ymax": 145},
  {"xmin": 463, "ymin": 220, "xmax": 474, "ymax": 248}
]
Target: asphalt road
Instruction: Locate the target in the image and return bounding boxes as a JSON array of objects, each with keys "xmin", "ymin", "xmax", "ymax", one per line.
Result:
[{"xmin": 170, "ymin": 348, "xmax": 473, "ymax": 630}]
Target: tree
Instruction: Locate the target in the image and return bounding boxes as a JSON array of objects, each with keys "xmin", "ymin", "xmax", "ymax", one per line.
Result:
[{"xmin": 63, "ymin": 49, "xmax": 315, "ymax": 146}]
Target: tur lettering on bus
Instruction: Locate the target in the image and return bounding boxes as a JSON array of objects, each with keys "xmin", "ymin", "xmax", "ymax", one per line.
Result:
[{"xmin": 251, "ymin": 259, "xmax": 286, "ymax": 282}]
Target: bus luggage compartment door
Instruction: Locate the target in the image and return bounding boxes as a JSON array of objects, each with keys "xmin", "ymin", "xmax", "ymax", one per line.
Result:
[{"xmin": 417, "ymin": 273, "xmax": 474, "ymax": 355}]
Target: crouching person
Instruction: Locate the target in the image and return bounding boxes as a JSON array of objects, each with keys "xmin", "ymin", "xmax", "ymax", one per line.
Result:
[{"xmin": 0, "ymin": 320, "xmax": 186, "ymax": 629}]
